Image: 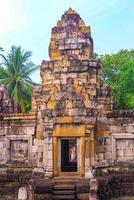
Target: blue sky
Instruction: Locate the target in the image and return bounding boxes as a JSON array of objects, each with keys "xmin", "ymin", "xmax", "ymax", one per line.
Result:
[{"xmin": 0, "ymin": 0, "xmax": 134, "ymax": 83}]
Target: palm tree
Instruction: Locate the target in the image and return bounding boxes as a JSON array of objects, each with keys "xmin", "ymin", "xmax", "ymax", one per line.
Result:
[
  {"xmin": 0, "ymin": 46, "xmax": 39, "ymax": 113},
  {"xmin": 0, "ymin": 47, "xmax": 4, "ymax": 52}
]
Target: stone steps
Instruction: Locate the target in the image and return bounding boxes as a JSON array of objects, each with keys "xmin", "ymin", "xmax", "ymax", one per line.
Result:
[
  {"xmin": 53, "ymin": 190, "xmax": 75, "ymax": 195},
  {"xmin": 33, "ymin": 177, "xmax": 90, "ymax": 200},
  {"xmin": 53, "ymin": 182, "xmax": 76, "ymax": 200},
  {"xmin": 54, "ymin": 184, "xmax": 75, "ymax": 190},
  {"xmin": 53, "ymin": 194, "xmax": 76, "ymax": 199}
]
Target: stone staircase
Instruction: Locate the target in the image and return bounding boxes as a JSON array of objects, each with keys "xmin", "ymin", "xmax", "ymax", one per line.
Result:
[
  {"xmin": 33, "ymin": 177, "xmax": 90, "ymax": 200},
  {"xmin": 53, "ymin": 180, "xmax": 77, "ymax": 200}
]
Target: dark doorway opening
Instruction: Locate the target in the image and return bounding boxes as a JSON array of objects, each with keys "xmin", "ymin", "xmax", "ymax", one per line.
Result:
[{"xmin": 61, "ymin": 139, "xmax": 77, "ymax": 172}]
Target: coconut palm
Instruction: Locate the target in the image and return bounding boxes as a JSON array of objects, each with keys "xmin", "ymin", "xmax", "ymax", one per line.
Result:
[
  {"xmin": 0, "ymin": 47, "xmax": 4, "ymax": 52},
  {"xmin": 0, "ymin": 46, "xmax": 39, "ymax": 113}
]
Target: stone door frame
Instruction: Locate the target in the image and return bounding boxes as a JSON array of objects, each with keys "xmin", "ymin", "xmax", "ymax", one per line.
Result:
[
  {"xmin": 53, "ymin": 124, "xmax": 86, "ymax": 177},
  {"xmin": 57, "ymin": 137, "xmax": 80, "ymax": 175},
  {"xmin": 53, "ymin": 136, "xmax": 85, "ymax": 177}
]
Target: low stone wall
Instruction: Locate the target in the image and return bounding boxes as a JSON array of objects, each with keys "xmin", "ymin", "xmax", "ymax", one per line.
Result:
[
  {"xmin": 96, "ymin": 110, "xmax": 134, "ymax": 166},
  {"xmin": 90, "ymin": 168, "xmax": 134, "ymax": 200},
  {"xmin": 0, "ymin": 167, "xmax": 33, "ymax": 200}
]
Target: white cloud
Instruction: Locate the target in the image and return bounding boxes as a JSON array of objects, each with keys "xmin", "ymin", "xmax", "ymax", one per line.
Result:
[{"xmin": 0, "ymin": 0, "xmax": 26, "ymax": 38}]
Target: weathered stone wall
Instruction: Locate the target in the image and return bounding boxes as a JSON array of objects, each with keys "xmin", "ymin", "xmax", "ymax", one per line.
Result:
[
  {"xmin": 0, "ymin": 170, "xmax": 33, "ymax": 199},
  {"xmin": 89, "ymin": 170, "xmax": 134, "ymax": 200},
  {"xmin": 95, "ymin": 111, "xmax": 134, "ymax": 167},
  {"xmin": 0, "ymin": 113, "xmax": 37, "ymax": 166},
  {"xmin": 0, "ymin": 86, "xmax": 13, "ymax": 113}
]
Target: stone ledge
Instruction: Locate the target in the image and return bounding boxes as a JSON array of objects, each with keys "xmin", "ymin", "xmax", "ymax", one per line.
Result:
[
  {"xmin": 1, "ymin": 112, "xmax": 36, "ymax": 120},
  {"xmin": 41, "ymin": 59, "xmax": 101, "ymax": 71},
  {"xmin": 107, "ymin": 110, "xmax": 134, "ymax": 118}
]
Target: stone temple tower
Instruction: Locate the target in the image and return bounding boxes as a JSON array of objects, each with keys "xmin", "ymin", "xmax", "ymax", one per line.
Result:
[
  {"xmin": 49, "ymin": 7, "xmax": 93, "ymax": 61},
  {"xmin": 33, "ymin": 8, "xmax": 113, "ymax": 177}
]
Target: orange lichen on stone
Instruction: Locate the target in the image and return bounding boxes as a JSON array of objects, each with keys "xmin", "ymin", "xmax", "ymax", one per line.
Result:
[
  {"xmin": 47, "ymin": 94, "xmax": 57, "ymax": 109},
  {"xmin": 56, "ymin": 117, "xmax": 73, "ymax": 124},
  {"xmin": 50, "ymin": 39, "xmax": 56, "ymax": 49},
  {"xmin": 50, "ymin": 51, "xmax": 62, "ymax": 61},
  {"xmin": 75, "ymin": 85, "xmax": 83, "ymax": 93},
  {"xmin": 57, "ymin": 20, "xmax": 61, "ymax": 27},
  {"xmin": 54, "ymin": 125, "xmax": 85, "ymax": 137},
  {"xmin": 81, "ymin": 26, "xmax": 91, "ymax": 33},
  {"xmin": 36, "ymin": 131, "xmax": 44, "ymax": 140}
]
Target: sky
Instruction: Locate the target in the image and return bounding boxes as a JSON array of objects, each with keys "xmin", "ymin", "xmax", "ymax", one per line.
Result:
[{"xmin": 0, "ymin": 0, "xmax": 134, "ymax": 83}]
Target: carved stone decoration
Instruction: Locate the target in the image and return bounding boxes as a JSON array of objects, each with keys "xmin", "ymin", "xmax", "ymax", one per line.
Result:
[
  {"xmin": 111, "ymin": 133, "xmax": 134, "ymax": 162},
  {"xmin": 10, "ymin": 140, "xmax": 28, "ymax": 161},
  {"xmin": 6, "ymin": 135, "xmax": 33, "ymax": 164}
]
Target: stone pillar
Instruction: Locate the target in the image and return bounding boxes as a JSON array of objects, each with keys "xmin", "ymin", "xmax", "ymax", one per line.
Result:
[
  {"xmin": 89, "ymin": 179, "xmax": 98, "ymax": 200},
  {"xmin": 53, "ymin": 136, "xmax": 58, "ymax": 176},
  {"xmin": 90, "ymin": 139, "xmax": 95, "ymax": 167},
  {"xmin": 28, "ymin": 185, "xmax": 34, "ymax": 200},
  {"xmin": 43, "ymin": 137, "xmax": 53, "ymax": 177},
  {"xmin": 85, "ymin": 137, "xmax": 93, "ymax": 178},
  {"xmin": 80, "ymin": 137, "xmax": 85, "ymax": 176},
  {"xmin": 18, "ymin": 186, "xmax": 28, "ymax": 200}
]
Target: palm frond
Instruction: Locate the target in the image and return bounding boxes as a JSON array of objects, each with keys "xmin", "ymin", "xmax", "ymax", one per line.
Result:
[
  {"xmin": 21, "ymin": 65, "xmax": 39, "ymax": 78},
  {"xmin": 0, "ymin": 45, "xmax": 37, "ymax": 112},
  {"xmin": 22, "ymin": 51, "xmax": 32, "ymax": 63}
]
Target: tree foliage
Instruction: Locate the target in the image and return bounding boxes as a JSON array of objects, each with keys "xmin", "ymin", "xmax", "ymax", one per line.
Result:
[
  {"xmin": 0, "ymin": 47, "xmax": 4, "ymax": 52},
  {"xmin": 100, "ymin": 49, "xmax": 134, "ymax": 109},
  {"xmin": 0, "ymin": 46, "xmax": 39, "ymax": 113}
]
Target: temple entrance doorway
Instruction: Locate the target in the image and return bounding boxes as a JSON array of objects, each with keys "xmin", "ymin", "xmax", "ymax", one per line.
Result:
[{"xmin": 60, "ymin": 138, "xmax": 78, "ymax": 172}]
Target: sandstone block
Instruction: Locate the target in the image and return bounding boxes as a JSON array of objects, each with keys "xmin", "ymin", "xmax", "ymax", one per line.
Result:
[{"xmin": 18, "ymin": 187, "xmax": 28, "ymax": 200}]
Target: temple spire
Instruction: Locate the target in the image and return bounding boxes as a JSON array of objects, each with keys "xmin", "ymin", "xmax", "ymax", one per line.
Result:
[
  {"xmin": 49, "ymin": 8, "xmax": 93, "ymax": 61},
  {"xmin": 65, "ymin": 7, "xmax": 76, "ymax": 14}
]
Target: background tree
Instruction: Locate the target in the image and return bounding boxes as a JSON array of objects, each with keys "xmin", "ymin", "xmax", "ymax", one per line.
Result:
[
  {"xmin": 0, "ymin": 46, "xmax": 39, "ymax": 113},
  {"xmin": 101, "ymin": 49, "xmax": 134, "ymax": 109}
]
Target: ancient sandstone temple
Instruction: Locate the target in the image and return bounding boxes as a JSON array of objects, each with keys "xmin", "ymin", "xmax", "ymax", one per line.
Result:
[
  {"xmin": 32, "ymin": 8, "xmax": 134, "ymax": 177},
  {"xmin": 32, "ymin": 7, "xmax": 112, "ymax": 177},
  {"xmin": 0, "ymin": 8, "xmax": 134, "ymax": 182}
]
